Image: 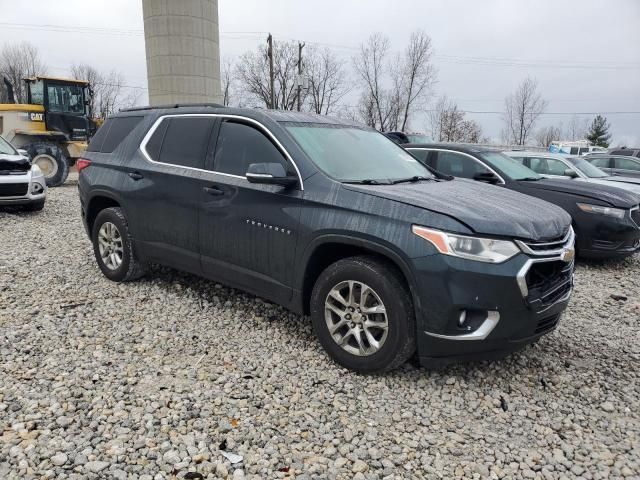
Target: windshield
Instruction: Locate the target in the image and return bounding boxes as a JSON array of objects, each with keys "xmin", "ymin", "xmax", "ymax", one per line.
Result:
[
  {"xmin": 481, "ymin": 152, "xmax": 542, "ymax": 180},
  {"xmin": 570, "ymin": 158, "xmax": 609, "ymax": 178},
  {"xmin": 407, "ymin": 134, "xmax": 432, "ymax": 144},
  {"xmin": 284, "ymin": 123, "xmax": 434, "ymax": 182},
  {"xmin": 47, "ymin": 83, "xmax": 85, "ymax": 114},
  {"xmin": 0, "ymin": 135, "xmax": 18, "ymax": 155}
]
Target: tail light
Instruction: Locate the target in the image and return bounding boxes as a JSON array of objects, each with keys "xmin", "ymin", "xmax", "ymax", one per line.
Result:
[{"xmin": 76, "ymin": 158, "xmax": 92, "ymax": 173}]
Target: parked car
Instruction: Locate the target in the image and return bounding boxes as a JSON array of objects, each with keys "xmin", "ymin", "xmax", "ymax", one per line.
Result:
[
  {"xmin": 384, "ymin": 132, "xmax": 432, "ymax": 145},
  {"xmin": 608, "ymin": 147, "xmax": 640, "ymax": 158},
  {"xmin": 78, "ymin": 106, "xmax": 575, "ymax": 372},
  {"xmin": 404, "ymin": 144, "xmax": 640, "ymax": 259},
  {"xmin": 584, "ymin": 154, "xmax": 640, "ymax": 179},
  {"xmin": 549, "ymin": 141, "xmax": 606, "ymax": 156},
  {"xmin": 503, "ymin": 151, "xmax": 640, "ymax": 194},
  {"xmin": 0, "ymin": 134, "xmax": 46, "ymax": 211}
]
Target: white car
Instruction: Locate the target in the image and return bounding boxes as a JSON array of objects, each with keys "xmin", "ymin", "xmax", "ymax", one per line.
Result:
[{"xmin": 0, "ymin": 134, "xmax": 46, "ymax": 211}]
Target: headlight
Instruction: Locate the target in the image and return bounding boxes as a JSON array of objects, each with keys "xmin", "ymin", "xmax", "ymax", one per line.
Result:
[
  {"xmin": 577, "ymin": 203, "xmax": 626, "ymax": 219},
  {"xmin": 412, "ymin": 225, "xmax": 520, "ymax": 263}
]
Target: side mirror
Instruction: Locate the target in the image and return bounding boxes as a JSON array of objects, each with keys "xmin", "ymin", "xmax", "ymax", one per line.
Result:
[
  {"xmin": 473, "ymin": 171, "xmax": 500, "ymax": 184},
  {"xmin": 246, "ymin": 163, "xmax": 298, "ymax": 187},
  {"xmin": 564, "ymin": 169, "xmax": 578, "ymax": 178}
]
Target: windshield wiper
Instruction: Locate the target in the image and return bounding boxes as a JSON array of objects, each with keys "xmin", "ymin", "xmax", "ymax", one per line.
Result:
[
  {"xmin": 342, "ymin": 179, "xmax": 390, "ymax": 185},
  {"xmin": 391, "ymin": 176, "xmax": 433, "ymax": 184},
  {"xmin": 518, "ymin": 177, "xmax": 542, "ymax": 182}
]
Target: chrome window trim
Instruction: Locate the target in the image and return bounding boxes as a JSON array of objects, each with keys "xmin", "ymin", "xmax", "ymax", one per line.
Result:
[
  {"xmin": 424, "ymin": 311, "xmax": 500, "ymax": 341},
  {"xmin": 138, "ymin": 113, "xmax": 304, "ymax": 190},
  {"xmin": 406, "ymin": 147, "xmax": 506, "ymax": 184}
]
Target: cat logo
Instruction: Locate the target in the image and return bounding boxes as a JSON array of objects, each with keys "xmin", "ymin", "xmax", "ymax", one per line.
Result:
[{"xmin": 29, "ymin": 112, "xmax": 44, "ymax": 122}]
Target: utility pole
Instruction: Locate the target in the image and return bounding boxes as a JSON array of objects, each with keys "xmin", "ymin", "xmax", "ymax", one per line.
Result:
[
  {"xmin": 297, "ymin": 41, "xmax": 305, "ymax": 111},
  {"xmin": 267, "ymin": 33, "xmax": 275, "ymax": 109}
]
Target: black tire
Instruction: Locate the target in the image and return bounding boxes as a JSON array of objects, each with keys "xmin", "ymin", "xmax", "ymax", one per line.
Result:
[
  {"xmin": 310, "ymin": 255, "xmax": 416, "ymax": 373},
  {"xmin": 91, "ymin": 207, "xmax": 145, "ymax": 282},
  {"xmin": 25, "ymin": 142, "xmax": 70, "ymax": 187},
  {"xmin": 23, "ymin": 200, "xmax": 45, "ymax": 212}
]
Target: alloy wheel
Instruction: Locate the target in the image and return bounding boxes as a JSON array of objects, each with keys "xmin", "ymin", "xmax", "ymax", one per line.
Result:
[
  {"xmin": 98, "ymin": 222, "xmax": 124, "ymax": 270},
  {"xmin": 324, "ymin": 280, "xmax": 389, "ymax": 356}
]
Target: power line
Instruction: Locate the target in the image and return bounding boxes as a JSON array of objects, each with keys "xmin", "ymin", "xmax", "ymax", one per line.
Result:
[{"xmin": 1, "ymin": 21, "xmax": 639, "ymax": 70}]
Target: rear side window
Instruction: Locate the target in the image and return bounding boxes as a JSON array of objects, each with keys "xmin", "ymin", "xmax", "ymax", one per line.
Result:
[
  {"xmin": 87, "ymin": 116, "xmax": 143, "ymax": 153},
  {"xmin": 615, "ymin": 158, "xmax": 640, "ymax": 171},
  {"xmin": 590, "ymin": 157, "xmax": 611, "ymax": 168},
  {"xmin": 145, "ymin": 117, "xmax": 215, "ymax": 169},
  {"xmin": 213, "ymin": 121, "xmax": 290, "ymax": 176},
  {"xmin": 611, "ymin": 150, "xmax": 632, "ymax": 156},
  {"xmin": 408, "ymin": 149, "xmax": 429, "ymax": 163}
]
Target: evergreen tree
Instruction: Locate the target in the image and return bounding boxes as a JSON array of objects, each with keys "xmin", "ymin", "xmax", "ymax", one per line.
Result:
[{"xmin": 586, "ymin": 115, "xmax": 611, "ymax": 147}]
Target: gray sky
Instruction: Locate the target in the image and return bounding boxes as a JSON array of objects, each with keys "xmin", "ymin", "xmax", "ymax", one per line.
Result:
[{"xmin": 0, "ymin": 0, "xmax": 638, "ymax": 144}]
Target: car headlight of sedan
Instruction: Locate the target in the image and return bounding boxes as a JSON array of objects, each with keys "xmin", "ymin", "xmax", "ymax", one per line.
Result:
[
  {"xmin": 412, "ymin": 225, "xmax": 520, "ymax": 263},
  {"xmin": 577, "ymin": 203, "xmax": 626, "ymax": 219}
]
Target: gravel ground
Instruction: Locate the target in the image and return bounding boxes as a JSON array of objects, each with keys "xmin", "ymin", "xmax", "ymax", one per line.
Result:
[{"xmin": 1, "ymin": 183, "xmax": 639, "ymax": 480}]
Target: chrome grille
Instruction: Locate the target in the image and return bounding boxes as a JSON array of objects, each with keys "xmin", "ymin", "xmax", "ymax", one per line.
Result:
[{"xmin": 516, "ymin": 227, "xmax": 574, "ymax": 257}]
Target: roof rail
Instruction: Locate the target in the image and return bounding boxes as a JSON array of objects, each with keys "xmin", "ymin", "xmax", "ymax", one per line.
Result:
[{"xmin": 121, "ymin": 103, "xmax": 225, "ymax": 112}]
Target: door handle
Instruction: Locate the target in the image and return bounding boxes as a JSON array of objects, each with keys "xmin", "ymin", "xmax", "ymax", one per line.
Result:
[
  {"xmin": 204, "ymin": 186, "xmax": 224, "ymax": 196},
  {"xmin": 128, "ymin": 172, "xmax": 144, "ymax": 180}
]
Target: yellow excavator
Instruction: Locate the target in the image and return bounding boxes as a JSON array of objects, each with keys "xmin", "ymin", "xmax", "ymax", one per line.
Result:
[{"xmin": 1, "ymin": 76, "xmax": 96, "ymax": 186}]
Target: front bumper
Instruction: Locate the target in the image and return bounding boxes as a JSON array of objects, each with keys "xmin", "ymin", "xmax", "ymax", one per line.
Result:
[
  {"xmin": 574, "ymin": 208, "xmax": 640, "ymax": 259},
  {"xmin": 0, "ymin": 171, "xmax": 46, "ymax": 206},
  {"xmin": 410, "ymin": 237, "xmax": 574, "ymax": 367}
]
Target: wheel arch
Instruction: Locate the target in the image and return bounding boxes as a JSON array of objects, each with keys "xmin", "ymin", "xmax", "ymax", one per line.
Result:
[
  {"xmin": 85, "ymin": 190, "xmax": 127, "ymax": 235},
  {"xmin": 296, "ymin": 234, "xmax": 419, "ymax": 316}
]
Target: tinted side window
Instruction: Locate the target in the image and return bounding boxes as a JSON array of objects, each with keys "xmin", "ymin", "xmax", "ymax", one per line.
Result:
[
  {"xmin": 615, "ymin": 158, "xmax": 640, "ymax": 171},
  {"xmin": 145, "ymin": 119, "xmax": 169, "ymax": 162},
  {"xmin": 434, "ymin": 151, "xmax": 487, "ymax": 178},
  {"xmin": 156, "ymin": 117, "xmax": 215, "ymax": 169},
  {"xmin": 570, "ymin": 147, "xmax": 579, "ymax": 155},
  {"xmin": 611, "ymin": 150, "xmax": 632, "ymax": 156},
  {"xmin": 590, "ymin": 157, "xmax": 611, "ymax": 168},
  {"xmin": 213, "ymin": 121, "xmax": 289, "ymax": 176},
  {"xmin": 99, "ymin": 116, "xmax": 144, "ymax": 153},
  {"xmin": 408, "ymin": 149, "xmax": 429, "ymax": 163}
]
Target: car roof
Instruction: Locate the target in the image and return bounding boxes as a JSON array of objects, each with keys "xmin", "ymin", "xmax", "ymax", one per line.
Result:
[
  {"xmin": 117, "ymin": 104, "xmax": 365, "ymax": 128},
  {"xmin": 585, "ymin": 154, "xmax": 640, "ymax": 159}
]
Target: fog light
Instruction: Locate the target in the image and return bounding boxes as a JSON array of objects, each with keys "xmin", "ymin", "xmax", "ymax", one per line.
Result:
[
  {"xmin": 458, "ymin": 310, "xmax": 467, "ymax": 327},
  {"xmin": 31, "ymin": 183, "xmax": 43, "ymax": 194}
]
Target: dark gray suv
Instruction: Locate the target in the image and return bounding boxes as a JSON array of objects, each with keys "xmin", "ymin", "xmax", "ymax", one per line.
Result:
[{"xmin": 78, "ymin": 105, "xmax": 575, "ymax": 372}]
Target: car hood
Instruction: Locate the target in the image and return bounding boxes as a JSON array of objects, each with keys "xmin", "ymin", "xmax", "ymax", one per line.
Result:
[
  {"xmin": 603, "ymin": 175, "xmax": 640, "ymax": 187},
  {"xmin": 581, "ymin": 178, "xmax": 640, "ymax": 194},
  {"xmin": 344, "ymin": 179, "xmax": 571, "ymax": 241},
  {"xmin": 518, "ymin": 178, "xmax": 640, "ymax": 208},
  {"xmin": 0, "ymin": 154, "xmax": 31, "ymax": 173}
]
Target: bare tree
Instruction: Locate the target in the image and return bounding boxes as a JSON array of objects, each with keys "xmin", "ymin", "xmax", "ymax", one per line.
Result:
[
  {"xmin": 0, "ymin": 42, "xmax": 48, "ymax": 103},
  {"xmin": 236, "ymin": 40, "xmax": 299, "ymax": 110},
  {"xmin": 534, "ymin": 124, "xmax": 562, "ymax": 147},
  {"xmin": 564, "ymin": 115, "xmax": 589, "ymax": 140},
  {"xmin": 396, "ymin": 31, "xmax": 436, "ymax": 131},
  {"xmin": 71, "ymin": 64, "xmax": 139, "ymax": 119},
  {"xmin": 305, "ymin": 47, "xmax": 349, "ymax": 115},
  {"xmin": 428, "ymin": 96, "xmax": 482, "ymax": 143},
  {"xmin": 353, "ymin": 33, "xmax": 394, "ymax": 130},
  {"xmin": 502, "ymin": 77, "xmax": 548, "ymax": 145},
  {"xmin": 220, "ymin": 57, "xmax": 235, "ymax": 106}
]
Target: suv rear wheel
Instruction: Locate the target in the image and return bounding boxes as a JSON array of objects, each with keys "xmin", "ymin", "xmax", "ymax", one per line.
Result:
[
  {"xmin": 92, "ymin": 207, "xmax": 145, "ymax": 282},
  {"xmin": 310, "ymin": 256, "xmax": 416, "ymax": 372}
]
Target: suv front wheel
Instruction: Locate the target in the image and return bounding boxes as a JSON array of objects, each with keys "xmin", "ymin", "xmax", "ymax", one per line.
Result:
[
  {"xmin": 310, "ymin": 256, "xmax": 416, "ymax": 372},
  {"xmin": 92, "ymin": 207, "xmax": 145, "ymax": 282}
]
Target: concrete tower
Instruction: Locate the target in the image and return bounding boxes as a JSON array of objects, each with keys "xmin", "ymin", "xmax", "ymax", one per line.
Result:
[{"xmin": 142, "ymin": 0, "xmax": 222, "ymax": 105}]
